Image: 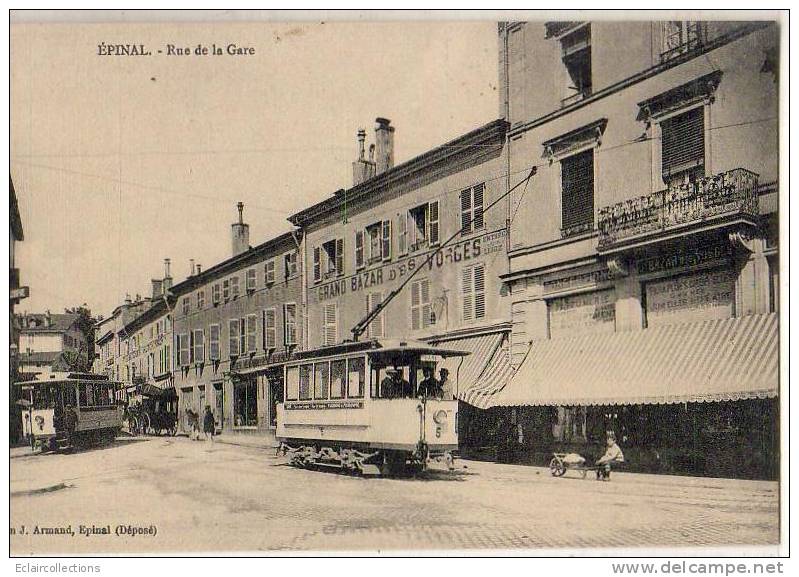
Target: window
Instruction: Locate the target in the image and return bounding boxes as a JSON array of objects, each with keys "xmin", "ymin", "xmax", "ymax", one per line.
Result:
[
  {"xmin": 355, "ymin": 230, "xmax": 365, "ymax": 269},
  {"xmin": 182, "ymin": 298, "xmax": 190, "ymax": 316},
  {"xmin": 561, "ymin": 148, "xmax": 595, "ymax": 236},
  {"xmin": 223, "ymin": 279, "xmax": 230, "ymax": 301},
  {"xmin": 366, "ymin": 222, "xmax": 382, "ymax": 264},
  {"xmin": 347, "ymin": 357, "xmax": 365, "ymax": 398},
  {"xmin": 209, "ymin": 324, "xmax": 220, "ymax": 360},
  {"xmin": 178, "ymin": 333, "xmax": 190, "ymax": 367},
  {"xmin": 460, "ymin": 183, "xmax": 485, "ymax": 234},
  {"xmin": 283, "ymin": 303, "xmax": 297, "ymax": 346},
  {"xmin": 314, "ymin": 362, "xmax": 330, "ymax": 399},
  {"xmin": 363, "ymin": 220, "xmax": 392, "ymax": 265},
  {"xmin": 230, "ymin": 276, "xmax": 240, "ymax": 299},
  {"xmin": 559, "ymin": 24, "xmax": 592, "ymax": 105},
  {"xmin": 322, "ymin": 303, "xmax": 338, "ymax": 346},
  {"xmin": 299, "ymin": 364, "xmax": 313, "ymax": 400},
  {"xmin": 286, "ymin": 366, "xmax": 300, "ymax": 401},
  {"xmin": 264, "ymin": 260, "xmax": 275, "ymax": 285},
  {"xmin": 246, "ymin": 268, "xmax": 257, "ymax": 292},
  {"xmin": 193, "ymin": 329, "xmax": 205, "ymax": 364},
  {"xmin": 263, "ymin": 308, "xmax": 277, "ymax": 349},
  {"xmin": 330, "ymin": 359, "xmax": 346, "ymax": 399},
  {"xmin": 397, "ymin": 211, "xmax": 408, "ymax": 255},
  {"xmin": 233, "ymin": 379, "xmax": 257, "ymax": 427},
  {"xmin": 661, "ymin": 21, "xmax": 706, "ymax": 61},
  {"xmin": 411, "ymin": 278, "xmax": 433, "ymax": 330},
  {"xmin": 212, "ymin": 283, "xmax": 221, "ymax": 305},
  {"xmin": 197, "ymin": 290, "xmax": 205, "ymax": 310},
  {"xmin": 661, "ymin": 107, "xmax": 705, "ymax": 186},
  {"xmin": 462, "ymin": 263, "xmax": 486, "ymax": 321},
  {"xmin": 284, "ymin": 251, "xmax": 297, "ymax": 278},
  {"xmin": 313, "ymin": 246, "xmax": 322, "ymax": 282},
  {"xmin": 319, "ymin": 239, "xmax": 344, "ymax": 279},
  {"xmin": 228, "ymin": 319, "xmax": 240, "ymax": 357},
  {"xmin": 408, "ymin": 201, "xmax": 439, "ymax": 252},
  {"xmin": 246, "ymin": 314, "xmax": 258, "ymax": 353},
  {"xmin": 365, "ymin": 292, "xmax": 384, "ymax": 338}
]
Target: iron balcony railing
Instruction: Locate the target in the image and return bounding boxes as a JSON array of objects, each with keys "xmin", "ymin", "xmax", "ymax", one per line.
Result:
[{"xmin": 597, "ymin": 168, "xmax": 759, "ymax": 249}]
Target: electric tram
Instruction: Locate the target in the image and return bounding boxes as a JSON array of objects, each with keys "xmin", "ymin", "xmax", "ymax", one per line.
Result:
[
  {"xmin": 276, "ymin": 338, "xmax": 468, "ymax": 474},
  {"xmin": 15, "ymin": 372, "xmax": 123, "ymax": 451}
]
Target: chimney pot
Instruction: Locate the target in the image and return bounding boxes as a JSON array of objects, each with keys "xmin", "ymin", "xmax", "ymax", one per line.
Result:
[
  {"xmin": 374, "ymin": 117, "xmax": 394, "ymax": 174},
  {"xmin": 190, "ymin": 259, "xmax": 196, "ymax": 276},
  {"xmin": 196, "ymin": 264, "xmax": 202, "ymax": 275},
  {"xmin": 232, "ymin": 203, "xmax": 250, "ymax": 257}
]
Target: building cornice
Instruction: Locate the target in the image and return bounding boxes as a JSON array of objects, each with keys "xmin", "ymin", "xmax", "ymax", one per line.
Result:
[{"xmin": 507, "ymin": 22, "xmax": 770, "ymax": 139}]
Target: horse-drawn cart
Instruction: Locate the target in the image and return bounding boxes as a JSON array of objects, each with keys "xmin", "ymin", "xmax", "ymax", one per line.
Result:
[{"xmin": 122, "ymin": 383, "xmax": 178, "ymax": 436}]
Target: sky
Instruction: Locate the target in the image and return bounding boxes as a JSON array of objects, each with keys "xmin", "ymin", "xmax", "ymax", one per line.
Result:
[{"xmin": 10, "ymin": 18, "xmax": 499, "ymax": 319}]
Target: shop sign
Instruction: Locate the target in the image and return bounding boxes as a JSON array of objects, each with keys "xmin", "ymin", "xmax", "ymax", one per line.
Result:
[
  {"xmin": 286, "ymin": 400, "xmax": 364, "ymax": 410},
  {"xmin": 645, "ymin": 268, "xmax": 734, "ymax": 328},
  {"xmin": 314, "ymin": 229, "xmax": 506, "ymax": 303},
  {"xmin": 637, "ymin": 243, "xmax": 731, "ymax": 276},
  {"xmin": 543, "ymin": 268, "xmax": 612, "ymax": 295},
  {"xmin": 548, "ymin": 289, "xmax": 616, "ymax": 339}
]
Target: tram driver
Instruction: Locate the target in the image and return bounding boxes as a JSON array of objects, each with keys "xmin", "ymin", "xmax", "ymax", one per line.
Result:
[
  {"xmin": 418, "ymin": 366, "xmax": 442, "ymax": 399},
  {"xmin": 380, "ymin": 368, "xmax": 412, "ymax": 399}
]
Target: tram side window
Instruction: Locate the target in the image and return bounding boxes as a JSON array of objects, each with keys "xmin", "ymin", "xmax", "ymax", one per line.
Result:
[
  {"xmin": 286, "ymin": 366, "xmax": 300, "ymax": 401},
  {"xmin": 79, "ymin": 384, "xmax": 92, "ymax": 407},
  {"xmin": 314, "ymin": 362, "xmax": 330, "ymax": 400},
  {"xmin": 330, "ymin": 359, "xmax": 346, "ymax": 399},
  {"xmin": 347, "ymin": 357, "xmax": 365, "ymax": 398},
  {"xmin": 64, "ymin": 385, "xmax": 78, "ymax": 407},
  {"xmin": 299, "ymin": 364, "xmax": 313, "ymax": 400}
]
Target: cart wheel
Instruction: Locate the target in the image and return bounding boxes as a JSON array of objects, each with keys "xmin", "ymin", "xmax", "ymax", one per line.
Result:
[{"xmin": 549, "ymin": 457, "xmax": 566, "ymax": 477}]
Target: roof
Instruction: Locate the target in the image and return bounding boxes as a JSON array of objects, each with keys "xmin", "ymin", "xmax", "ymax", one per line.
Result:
[
  {"xmin": 10, "ymin": 176, "xmax": 23, "ymax": 241},
  {"xmin": 288, "ymin": 118, "xmax": 508, "ymax": 227},
  {"xmin": 490, "ymin": 313, "xmax": 778, "ymax": 407},
  {"xmin": 169, "ymin": 230, "xmax": 298, "ymax": 297},
  {"xmin": 18, "ymin": 313, "xmax": 79, "ymax": 333}
]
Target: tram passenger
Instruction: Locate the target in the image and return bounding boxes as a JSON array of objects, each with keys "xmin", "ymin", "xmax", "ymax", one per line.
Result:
[
  {"xmin": 439, "ymin": 368, "xmax": 453, "ymax": 401},
  {"xmin": 418, "ymin": 367, "xmax": 442, "ymax": 399},
  {"xmin": 381, "ymin": 369, "xmax": 412, "ymax": 399}
]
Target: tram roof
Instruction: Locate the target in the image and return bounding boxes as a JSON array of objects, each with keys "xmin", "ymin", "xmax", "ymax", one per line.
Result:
[{"xmin": 292, "ymin": 338, "xmax": 470, "ymax": 363}]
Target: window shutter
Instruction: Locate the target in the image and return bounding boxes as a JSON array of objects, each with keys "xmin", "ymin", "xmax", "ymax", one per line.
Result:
[
  {"xmin": 228, "ymin": 319, "xmax": 239, "ymax": 357},
  {"xmin": 264, "ymin": 309, "xmax": 276, "ymax": 349},
  {"xmin": 421, "ymin": 279, "xmax": 432, "ymax": 328},
  {"xmin": 473, "ymin": 183, "xmax": 485, "ymax": 230},
  {"xmin": 381, "ymin": 220, "xmax": 391, "ymax": 261},
  {"xmin": 411, "ymin": 281, "xmax": 421, "ymax": 330},
  {"xmin": 429, "ymin": 201, "xmax": 440, "ymax": 246},
  {"xmin": 313, "ymin": 247, "xmax": 321, "ymax": 282},
  {"xmin": 474, "ymin": 264, "xmax": 486, "ymax": 319},
  {"xmin": 398, "ymin": 213, "xmax": 408, "ymax": 255},
  {"xmin": 247, "ymin": 268, "xmax": 257, "ymax": 291},
  {"xmin": 355, "ymin": 230, "xmax": 364, "ymax": 269},
  {"xmin": 209, "ymin": 325, "xmax": 220, "ymax": 360},
  {"xmin": 323, "ymin": 304, "xmax": 337, "ymax": 346},
  {"xmin": 284, "ymin": 304, "xmax": 297, "ymax": 346},
  {"xmin": 661, "ymin": 107, "xmax": 705, "ymax": 178},
  {"xmin": 460, "ymin": 188, "xmax": 472, "ymax": 233},
  {"xmin": 189, "ymin": 331, "xmax": 195, "ymax": 363},
  {"xmin": 462, "ymin": 266, "xmax": 474, "ymax": 321},
  {"xmin": 265, "ymin": 260, "xmax": 275, "ymax": 284},
  {"xmin": 240, "ymin": 317, "xmax": 246, "ymax": 353},
  {"xmin": 561, "ymin": 149, "xmax": 595, "ymax": 231},
  {"xmin": 366, "ymin": 292, "xmax": 384, "ymax": 338},
  {"xmin": 335, "ymin": 238, "xmax": 344, "ymax": 276}
]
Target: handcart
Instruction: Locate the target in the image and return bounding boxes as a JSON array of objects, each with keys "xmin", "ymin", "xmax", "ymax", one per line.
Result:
[{"xmin": 549, "ymin": 452, "xmax": 599, "ymax": 479}]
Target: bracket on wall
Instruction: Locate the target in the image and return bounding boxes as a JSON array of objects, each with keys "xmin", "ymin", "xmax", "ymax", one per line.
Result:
[
  {"xmin": 605, "ymin": 256, "xmax": 629, "ymax": 279},
  {"xmin": 729, "ymin": 229, "xmax": 756, "ymax": 254}
]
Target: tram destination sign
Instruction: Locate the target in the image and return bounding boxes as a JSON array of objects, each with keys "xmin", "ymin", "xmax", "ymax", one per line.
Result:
[{"xmin": 286, "ymin": 400, "xmax": 364, "ymax": 410}]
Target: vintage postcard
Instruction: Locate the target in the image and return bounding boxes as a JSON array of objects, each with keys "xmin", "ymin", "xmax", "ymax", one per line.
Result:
[{"xmin": 8, "ymin": 9, "xmax": 786, "ymax": 557}]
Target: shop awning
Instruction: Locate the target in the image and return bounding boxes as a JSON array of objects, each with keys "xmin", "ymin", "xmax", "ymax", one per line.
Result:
[
  {"xmin": 434, "ymin": 332, "xmax": 513, "ymax": 409},
  {"xmin": 490, "ymin": 313, "xmax": 779, "ymax": 407}
]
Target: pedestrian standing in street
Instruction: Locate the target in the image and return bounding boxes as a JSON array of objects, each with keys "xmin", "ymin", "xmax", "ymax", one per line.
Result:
[{"xmin": 203, "ymin": 405, "xmax": 215, "ymax": 442}]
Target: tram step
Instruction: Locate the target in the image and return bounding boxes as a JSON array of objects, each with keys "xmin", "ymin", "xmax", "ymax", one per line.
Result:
[{"xmin": 359, "ymin": 464, "xmax": 381, "ymax": 476}]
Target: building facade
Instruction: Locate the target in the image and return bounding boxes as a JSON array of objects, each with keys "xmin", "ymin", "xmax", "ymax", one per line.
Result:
[
  {"xmin": 17, "ymin": 312, "xmax": 89, "ymax": 378},
  {"xmin": 487, "ymin": 20, "xmax": 779, "ymax": 478},
  {"xmin": 170, "ymin": 207, "xmax": 303, "ymax": 439},
  {"xmin": 288, "ymin": 118, "xmax": 515, "ymax": 428},
  {"xmin": 10, "ymin": 177, "xmax": 29, "ymax": 443}
]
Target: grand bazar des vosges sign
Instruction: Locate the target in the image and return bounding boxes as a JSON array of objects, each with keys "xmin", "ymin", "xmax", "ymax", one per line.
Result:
[{"xmin": 313, "ymin": 229, "xmax": 507, "ymax": 302}]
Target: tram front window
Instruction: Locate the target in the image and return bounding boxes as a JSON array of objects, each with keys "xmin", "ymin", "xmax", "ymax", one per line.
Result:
[{"xmin": 374, "ymin": 366, "xmax": 414, "ymax": 399}]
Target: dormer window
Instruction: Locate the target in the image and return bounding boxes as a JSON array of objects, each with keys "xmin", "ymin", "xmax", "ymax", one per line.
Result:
[
  {"xmin": 550, "ymin": 23, "xmax": 592, "ymax": 107},
  {"xmin": 661, "ymin": 21, "xmax": 706, "ymax": 62}
]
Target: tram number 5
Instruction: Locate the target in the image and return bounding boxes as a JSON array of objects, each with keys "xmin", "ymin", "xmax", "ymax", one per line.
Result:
[{"xmin": 435, "ymin": 425, "xmax": 442, "ymax": 438}]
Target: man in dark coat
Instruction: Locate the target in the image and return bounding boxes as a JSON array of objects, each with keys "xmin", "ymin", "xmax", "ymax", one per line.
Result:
[{"xmin": 203, "ymin": 405, "xmax": 215, "ymax": 442}]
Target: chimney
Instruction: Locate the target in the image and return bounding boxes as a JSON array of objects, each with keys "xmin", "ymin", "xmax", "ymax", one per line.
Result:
[
  {"xmin": 231, "ymin": 202, "xmax": 250, "ymax": 257},
  {"xmin": 124, "ymin": 293, "xmax": 132, "ymax": 305},
  {"xmin": 45, "ymin": 309, "xmax": 52, "ymax": 327},
  {"xmin": 374, "ymin": 117, "xmax": 395, "ymax": 174},
  {"xmin": 151, "ymin": 279, "xmax": 163, "ymax": 300},
  {"xmin": 352, "ymin": 128, "xmax": 377, "ymax": 186},
  {"xmin": 190, "ymin": 259, "xmax": 196, "ymax": 277},
  {"xmin": 163, "ymin": 259, "xmax": 173, "ymax": 292},
  {"xmin": 196, "ymin": 263, "xmax": 202, "ymax": 275}
]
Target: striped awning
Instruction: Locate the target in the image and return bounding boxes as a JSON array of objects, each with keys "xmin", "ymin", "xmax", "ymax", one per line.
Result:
[
  {"xmin": 433, "ymin": 332, "xmax": 513, "ymax": 409},
  {"xmin": 490, "ymin": 313, "xmax": 779, "ymax": 407}
]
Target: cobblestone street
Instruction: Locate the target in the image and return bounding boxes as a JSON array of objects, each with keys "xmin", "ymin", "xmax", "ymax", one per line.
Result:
[{"xmin": 10, "ymin": 436, "xmax": 780, "ymax": 554}]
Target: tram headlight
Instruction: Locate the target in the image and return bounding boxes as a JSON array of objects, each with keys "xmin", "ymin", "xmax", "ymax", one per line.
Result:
[{"xmin": 433, "ymin": 410, "xmax": 448, "ymax": 425}]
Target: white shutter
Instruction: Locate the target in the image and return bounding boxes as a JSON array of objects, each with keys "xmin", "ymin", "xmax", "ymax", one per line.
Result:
[
  {"xmin": 283, "ymin": 304, "xmax": 297, "ymax": 346},
  {"xmin": 265, "ymin": 260, "xmax": 275, "ymax": 284},
  {"xmin": 335, "ymin": 238, "xmax": 344, "ymax": 276},
  {"xmin": 228, "ymin": 319, "xmax": 239, "ymax": 357},
  {"xmin": 421, "ymin": 279, "xmax": 432, "ymax": 328},
  {"xmin": 264, "ymin": 309, "xmax": 276, "ymax": 349},
  {"xmin": 313, "ymin": 247, "xmax": 321, "ymax": 282},
  {"xmin": 246, "ymin": 314, "xmax": 258, "ymax": 353},
  {"xmin": 429, "ymin": 201, "xmax": 440, "ymax": 246},
  {"xmin": 411, "ymin": 281, "xmax": 421, "ymax": 330},
  {"xmin": 355, "ymin": 230, "xmax": 364, "ymax": 269},
  {"xmin": 398, "ymin": 213, "xmax": 408, "ymax": 255},
  {"xmin": 323, "ymin": 304, "xmax": 337, "ymax": 345},
  {"xmin": 460, "ymin": 188, "xmax": 473, "ymax": 233},
  {"xmin": 381, "ymin": 220, "xmax": 392, "ymax": 261},
  {"xmin": 209, "ymin": 325, "xmax": 220, "ymax": 360},
  {"xmin": 474, "ymin": 264, "xmax": 486, "ymax": 319},
  {"xmin": 462, "ymin": 266, "xmax": 474, "ymax": 321},
  {"xmin": 366, "ymin": 292, "xmax": 384, "ymax": 338},
  {"xmin": 473, "ymin": 183, "xmax": 485, "ymax": 230},
  {"xmin": 247, "ymin": 268, "xmax": 257, "ymax": 291}
]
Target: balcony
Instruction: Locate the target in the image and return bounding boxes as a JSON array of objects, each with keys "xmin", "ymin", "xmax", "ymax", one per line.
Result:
[{"xmin": 597, "ymin": 168, "xmax": 759, "ymax": 251}]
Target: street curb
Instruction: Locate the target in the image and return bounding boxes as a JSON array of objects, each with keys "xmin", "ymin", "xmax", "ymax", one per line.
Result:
[{"xmin": 11, "ymin": 482, "xmax": 73, "ymax": 497}]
